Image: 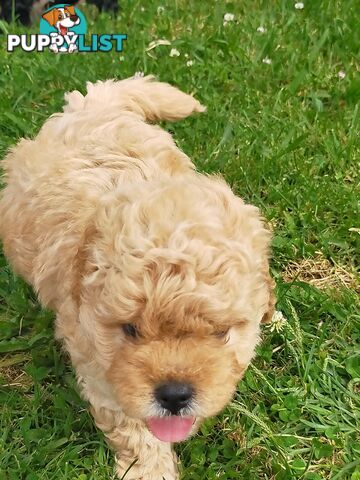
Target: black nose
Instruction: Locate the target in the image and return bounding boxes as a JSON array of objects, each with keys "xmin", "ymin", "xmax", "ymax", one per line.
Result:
[
  {"xmin": 155, "ymin": 382, "xmax": 193, "ymax": 415},
  {"xmin": 70, "ymin": 15, "xmax": 78, "ymax": 22}
]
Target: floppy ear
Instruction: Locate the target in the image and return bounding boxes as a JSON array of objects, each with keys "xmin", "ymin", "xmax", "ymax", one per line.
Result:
[
  {"xmin": 65, "ymin": 6, "xmax": 76, "ymax": 15},
  {"xmin": 42, "ymin": 8, "xmax": 57, "ymax": 26}
]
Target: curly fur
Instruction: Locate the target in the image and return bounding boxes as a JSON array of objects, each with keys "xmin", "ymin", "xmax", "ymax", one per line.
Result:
[{"xmin": 0, "ymin": 76, "xmax": 275, "ymax": 479}]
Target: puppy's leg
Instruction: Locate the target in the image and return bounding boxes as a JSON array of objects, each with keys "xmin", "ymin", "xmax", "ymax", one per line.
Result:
[{"xmin": 91, "ymin": 406, "xmax": 179, "ymax": 480}]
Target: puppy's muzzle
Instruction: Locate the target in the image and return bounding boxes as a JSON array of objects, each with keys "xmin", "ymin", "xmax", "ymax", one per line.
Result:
[{"xmin": 155, "ymin": 382, "xmax": 193, "ymax": 415}]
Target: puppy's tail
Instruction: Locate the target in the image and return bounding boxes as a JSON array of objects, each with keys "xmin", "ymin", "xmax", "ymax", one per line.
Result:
[{"xmin": 64, "ymin": 75, "xmax": 206, "ymax": 122}]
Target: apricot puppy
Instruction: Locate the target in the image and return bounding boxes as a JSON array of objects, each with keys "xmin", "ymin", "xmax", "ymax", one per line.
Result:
[{"xmin": 0, "ymin": 76, "xmax": 275, "ymax": 479}]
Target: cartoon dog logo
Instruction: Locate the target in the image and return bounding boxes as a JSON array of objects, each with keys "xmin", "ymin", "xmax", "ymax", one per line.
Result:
[{"xmin": 42, "ymin": 5, "xmax": 80, "ymax": 53}]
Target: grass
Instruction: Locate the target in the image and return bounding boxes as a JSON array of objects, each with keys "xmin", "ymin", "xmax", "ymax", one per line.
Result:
[{"xmin": 0, "ymin": 0, "xmax": 359, "ymax": 479}]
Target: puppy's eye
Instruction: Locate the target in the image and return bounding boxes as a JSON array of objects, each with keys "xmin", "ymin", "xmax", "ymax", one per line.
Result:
[
  {"xmin": 122, "ymin": 324, "xmax": 139, "ymax": 338},
  {"xmin": 214, "ymin": 329, "xmax": 229, "ymax": 339}
]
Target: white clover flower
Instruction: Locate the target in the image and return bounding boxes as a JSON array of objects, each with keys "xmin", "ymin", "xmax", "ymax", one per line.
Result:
[
  {"xmin": 119, "ymin": 55, "xmax": 125, "ymax": 61},
  {"xmin": 157, "ymin": 6, "xmax": 165, "ymax": 14},
  {"xmin": 269, "ymin": 310, "xmax": 287, "ymax": 333},
  {"xmin": 184, "ymin": 53, "xmax": 189, "ymax": 58},
  {"xmin": 257, "ymin": 26, "xmax": 266, "ymax": 33},
  {"xmin": 134, "ymin": 71, "xmax": 144, "ymax": 78},
  {"xmin": 262, "ymin": 56, "xmax": 272, "ymax": 64},
  {"xmin": 186, "ymin": 60, "xmax": 194, "ymax": 67},
  {"xmin": 169, "ymin": 48, "xmax": 180, "ymax": 57},
  {"xmin": 337, "ymin": 70, "xmax": 346, "ymax": 79},
  {"xmin": 140, "ymin": 6, "xmax": 145, "ymax": 12},
  {"xmin": 295, "ymin": 2, "xmax": 304, "ymax": 9},
  {"xmin": 224, "ymin": 13, "xmax": 235, "ymax": 22}
]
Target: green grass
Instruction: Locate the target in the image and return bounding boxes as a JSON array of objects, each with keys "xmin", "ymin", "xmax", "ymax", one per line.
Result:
[{"xmin": 0, "ymin": 0, "xmax": 359, "ymax": 479}]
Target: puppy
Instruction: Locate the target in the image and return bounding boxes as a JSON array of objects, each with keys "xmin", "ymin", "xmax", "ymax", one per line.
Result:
[
  {"xmin": 0, "ymin": 76, "xmax": 275, "ymax": 479},
  {"xmin": 42, "ymin": 5, "xmax": 80, "ymax": 53},
  {"xmin": 42, "ymin": 5, "xmax": 80, "ymax": 35}
]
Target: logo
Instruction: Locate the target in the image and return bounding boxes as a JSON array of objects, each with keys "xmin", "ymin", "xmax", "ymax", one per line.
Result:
[
  {"xmin": 7, "ymin": 3, "xmax": 127, "ymax": 54},
  {"xmin": 40, "ymin": 4, "xmax": 87, "ymax": 53}
]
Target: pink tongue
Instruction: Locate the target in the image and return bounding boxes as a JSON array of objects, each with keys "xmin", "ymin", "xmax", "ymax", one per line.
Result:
[{"xmin": 147, "ymin": 416, "xmax": 194, "ymax": 442}]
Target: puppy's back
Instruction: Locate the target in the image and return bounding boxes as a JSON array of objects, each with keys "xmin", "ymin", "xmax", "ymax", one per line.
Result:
[{"xmin": 0, "ymin": 77, "xmax": 205, "ymax": 310}]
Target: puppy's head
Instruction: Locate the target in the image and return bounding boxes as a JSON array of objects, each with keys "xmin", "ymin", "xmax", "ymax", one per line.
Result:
[
  {"xmin": 42, "ymin": 6, "xmax": 79, "ymax": 29},
  {"xmin": 78, "ymin": 175, "xmax": 274, "ymax": 442}
]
